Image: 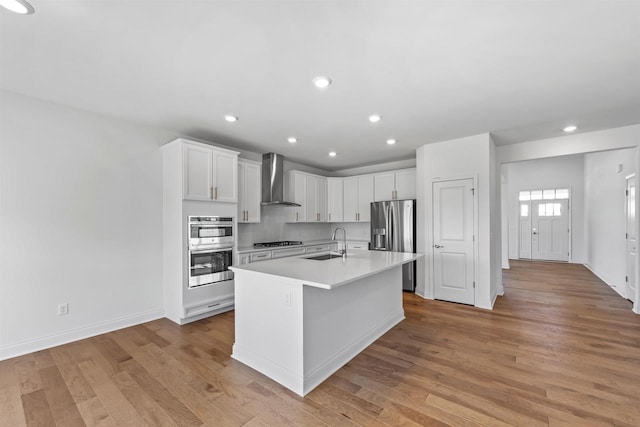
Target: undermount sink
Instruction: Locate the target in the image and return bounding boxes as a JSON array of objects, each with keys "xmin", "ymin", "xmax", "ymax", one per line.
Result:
[{"xmin": 305, "ymin": 252, "xmax": 344, "ymax": 261}]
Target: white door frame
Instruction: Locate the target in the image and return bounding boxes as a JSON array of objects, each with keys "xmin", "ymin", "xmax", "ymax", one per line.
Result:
[
  {"xmin": 626, "ymin": 173, "xmax": 636, "ymax": 302},
  {"xmin": 431, "ymin": 175, "xmax": 479, "ymax": 306},
  {"xmin": 517, "ymin": 187, "xmax": 573, "ymax": 262}
]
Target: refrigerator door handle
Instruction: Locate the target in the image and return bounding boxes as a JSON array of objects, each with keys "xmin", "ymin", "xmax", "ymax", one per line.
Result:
[{"xmin": 387, "ymin": 203, "xmax": 393, "ymax": 251}]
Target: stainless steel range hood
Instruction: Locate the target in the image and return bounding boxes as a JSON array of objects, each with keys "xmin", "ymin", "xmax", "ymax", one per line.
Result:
[{"xmin": 261, "ymin": 153, "xmax": 301, "ymax": 206}]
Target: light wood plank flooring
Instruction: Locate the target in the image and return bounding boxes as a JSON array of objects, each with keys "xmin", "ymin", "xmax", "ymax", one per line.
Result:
[{"xmin": 1, "ymin": 260, "xmax": 639, "ymax": 426}]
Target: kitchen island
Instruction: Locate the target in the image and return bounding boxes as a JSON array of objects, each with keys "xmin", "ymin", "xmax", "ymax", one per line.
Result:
[{"xmin": 229, "ymin": 249, "xmax": 422, "ymax": 396}]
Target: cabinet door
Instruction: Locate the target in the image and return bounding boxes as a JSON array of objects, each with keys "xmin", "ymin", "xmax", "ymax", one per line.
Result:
[
  {"xmin": 395, "ymin": 170, "xmax": 416, "ymax": 199},
  {"xmin": 327, "ymin": 178, "xmax": 343, "ymax": 222},
  {"xmin": 357, "ymin": 175, "xmax": 374, "ymax": 222},
  {"xmin": 305, "ymin": 175, "xmax": 318, "ymax": 222},
  {"xmin": 317, "ymin": 177, "xmax": 328, "ymax": 222},
  {"xmin": 343, "ymin": 177, "xmax": 359, "ymax": 222},
  {"xmin": 374, "ymin": 173, "xmax": 395, "ymax": 201},
  {"xmin": 183, "ymin": 143, "xmax": 213, "ymax": 201},
  {"xmin": 213, "ymin": 150, "xmax": 238, "ymax": 202},
  {"xmin": 244, "ymin": 161, "xmax": 261, "ymax": 222},
  {"xmin": 238, "ymin": 160, "xmax": 247, "ymax": 221},
  {"xmin": 292, "ymin": 172, "xmax": 306, "ymax": 222}
]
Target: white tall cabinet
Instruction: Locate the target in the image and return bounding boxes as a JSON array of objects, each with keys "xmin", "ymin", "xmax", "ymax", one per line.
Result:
[
  {"xmin": 238, "ymin": 159, "xmax": 261, "ymax": 223},
  {"xmin": 162, "ymin": 138, "xmax": 239, "ymax": 325},
  {"xmin": 343, "ymin": 175, "xmax": 374, "ymax": 222},
  {"xmin": 374, "ymin": 169, "xmax": 416, "ymax": 201}
]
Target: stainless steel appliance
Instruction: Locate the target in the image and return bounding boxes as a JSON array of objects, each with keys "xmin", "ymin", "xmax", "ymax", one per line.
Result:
[
  {"xmin": 188, "ymin": 216, "xmax": 234, "ymax": 288},
  {"xmin": 253, "ymin": 240, "xmax": 303, "ymax": 248},
  {"xmin": 370, "ymin": 199, "xmax": 416, "ymax": 291}
]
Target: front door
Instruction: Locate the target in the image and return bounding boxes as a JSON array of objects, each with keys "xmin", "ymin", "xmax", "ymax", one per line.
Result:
[
  {"xmin": 531, "ymin": 200, "xmax": 569, "ymax": 261},
  {"xmin": 626, "ymin": 175, "xmax": 636, "ymax": 303},
  {"xmin": 433, "ymin": 179, "xmax": 475, "ymax": 305}
]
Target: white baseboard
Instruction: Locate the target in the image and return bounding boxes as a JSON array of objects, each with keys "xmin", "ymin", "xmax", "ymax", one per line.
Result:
[
  {"xmin": 0, "ymin": 308, "xmax": 164, "ymax": 361},
  {"xmin": 302, "ymin": 310, "xmax": 404, "ymax": 396},
  {"xmin": 232, "ymin": 310, "xmax": 405, "ymax": 397},
  {"xmin": 583, "ymin": 264, "xmax": 626, "ymax": 298}
]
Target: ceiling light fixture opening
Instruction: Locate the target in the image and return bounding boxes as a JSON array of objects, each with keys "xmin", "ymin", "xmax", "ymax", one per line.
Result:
[
  {"xmin": 563, "ymin": 125, "xmax": 577, "ymax": 132},
  {"xmin": 369, "ymin": 114, "xmax": 381, "ymax": 123},
  {"xmin": 0, "ymin": 0, "xmax": 34, "ymax": 14},
  {"xmin": 329, "ymin": 151, "xmax": 337, "ymax": 157},
  {"xmin": 313, "ymin": 76, "xmax": 332, "ymax": 89},
  {"xmin": 287, "ymin": 137, "xmax": 297, "ymax": 143},
  {"xmin": 224, "ymin": 115, "xmax": 238, "ymax": 122}
]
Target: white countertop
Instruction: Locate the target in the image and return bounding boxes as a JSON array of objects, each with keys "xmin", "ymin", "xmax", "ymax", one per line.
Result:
[{"xmin": 230, "ymin": 249, "xmax": 422, "ymax": 289}]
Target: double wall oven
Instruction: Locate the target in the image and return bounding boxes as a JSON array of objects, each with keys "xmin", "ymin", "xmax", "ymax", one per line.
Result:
[{"xmin": 188, "ymin": 216, "xmax": 234, "ymax": 288}]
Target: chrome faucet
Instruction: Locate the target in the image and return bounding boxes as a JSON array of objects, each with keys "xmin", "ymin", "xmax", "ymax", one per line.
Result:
[{"xmin": 331, "ymin": 226, "xmax": 347, "ymax": 259}]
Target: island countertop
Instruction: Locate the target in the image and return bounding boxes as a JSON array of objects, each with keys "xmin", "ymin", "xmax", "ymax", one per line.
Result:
[{"xmin": 229, "ymin": 249, "xmax": 422, "ymax": 290}]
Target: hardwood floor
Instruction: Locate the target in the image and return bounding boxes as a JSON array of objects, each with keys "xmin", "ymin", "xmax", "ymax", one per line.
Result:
[{"xmin": 2, "ymin": 260, "xmax": 639, "ymax": 426}]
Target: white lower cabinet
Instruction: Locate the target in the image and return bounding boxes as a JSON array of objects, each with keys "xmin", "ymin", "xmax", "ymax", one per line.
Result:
[
  {"xmin": 250, "ymin": 251, "xmax": 272, "ymax": 262},
  {"xmin": 272, "ymin": 247, "xmax": 306, "ymax": 258}
]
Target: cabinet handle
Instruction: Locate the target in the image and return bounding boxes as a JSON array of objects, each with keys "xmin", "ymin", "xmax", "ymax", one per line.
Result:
[
  {"xmin": 329, "ymin": 213, "xmax": 331, "ymax": 222},
  {"xmin": 296, "ymin": 212, "xmax": 299, "ymax": 222},
  {"xmin": 357, "ymin": 213, "xmax": 359, "ymax": 221},
  {"xmin": 214, "ymin": 187, "xmax": 218, "ymax": 200}
]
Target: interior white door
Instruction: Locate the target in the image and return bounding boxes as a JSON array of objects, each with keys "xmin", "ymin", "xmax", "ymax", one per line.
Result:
[
  {"xmin": 531, "ymin": 200, "xmax": 569, "ymax": 261},
  {"xmin": 626, "ymin": 176, "xmax": 636, "ymax": 303},
  {"xmin": 433, "ymin": 179, "xmax": 475, "ymax": 305}
]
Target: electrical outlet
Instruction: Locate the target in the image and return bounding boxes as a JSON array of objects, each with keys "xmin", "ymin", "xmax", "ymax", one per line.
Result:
[{"xmin": 57, "ymin": 303, "xmax": 69, "ymax": 316}]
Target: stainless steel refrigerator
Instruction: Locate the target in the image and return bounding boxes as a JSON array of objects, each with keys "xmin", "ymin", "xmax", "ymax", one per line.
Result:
[{"xmin": 370, "ymin": 199, "xmax": 416, "ymax": 291}]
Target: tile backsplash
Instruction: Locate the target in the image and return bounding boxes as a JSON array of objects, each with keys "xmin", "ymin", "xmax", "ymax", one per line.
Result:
[{"xmin": 237, "ymin": 206, "xmax": 371, "ymax": 247}]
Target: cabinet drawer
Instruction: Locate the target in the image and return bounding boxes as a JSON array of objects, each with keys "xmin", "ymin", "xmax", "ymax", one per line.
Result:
[
  {"xmin": 250, "ymin": 251, "xmax": 272, "ymax": 262},
  {"xmin": 272, "ymin": 247, "xmax": 306, "ymax": 259},
  {"xmin": 305, "ymin": 245, "xmax": 330, "ymax": 253},
  {"xmin": 237, "ymin": 254, "xmax": 252, "ymax": 265},
  {"xmin": 347, "ymin": 242, "xmax": 369, "ymax": 250},
  {"xmin": 183, "ymin": 295, "xmax": 234, "ymax": 319}
]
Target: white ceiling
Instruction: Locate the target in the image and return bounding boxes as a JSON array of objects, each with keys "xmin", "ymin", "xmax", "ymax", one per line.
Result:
[{"xmin": 2, "ymin": 1, "xmax": 639, "ymax": 170}]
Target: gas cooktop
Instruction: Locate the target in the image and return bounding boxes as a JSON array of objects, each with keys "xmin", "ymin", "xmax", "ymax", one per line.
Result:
[{"xmin": 253, "ymin": 241, "xmax": 304, "ymax": 248}]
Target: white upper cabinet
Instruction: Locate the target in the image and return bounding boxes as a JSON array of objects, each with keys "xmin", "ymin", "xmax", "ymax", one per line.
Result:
[
  {"xmin": 289, "ymin": 171, "xmax": 328, "ymax": 222},
  {"xmin": 343, "ymin": 175, "xmax": 374, "ymax": 222},
  {"xmin": 373, "ymin": 169, "xmax": 416, "ymax": 201},
  {"xmin": 182, "ymin": 139, "xmax": 239, "ymax": 203},
  {"xmin": 327, "ymin": 178, "xmax": 343, "ymax": 223},
  {"xmin": 238, "ymin": 159, "xmax": 261, "ymax": 223}
]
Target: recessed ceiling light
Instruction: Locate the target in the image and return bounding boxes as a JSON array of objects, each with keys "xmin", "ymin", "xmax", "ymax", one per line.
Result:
[
  {"xmin": 369, "ymin": 114, "xmax": 382, "ymax": 123},
  {"xmin": 224, "ymin": 115, "xmax": 238, "ymax": 122},
  {"xmin": 329, "ymin": 151, "xmax": 337, "ymax": 157},
  {"xmin": 563, "ymin": 125, "xmax": 577, "ymax": 132},
  {"xmin": 287, "ymin": 137, "xmax": 297, "ymax": 143},
  {"xmin": 312, "ymin": 76, "xmax": 332, "ymax": 89},
  {"xmin": 386, "ymin": 139, "xmax": 396, "ymax": 145},
  {"xmin": 0, "ymin": 0, "xmax": 34, "ymax": 14}
]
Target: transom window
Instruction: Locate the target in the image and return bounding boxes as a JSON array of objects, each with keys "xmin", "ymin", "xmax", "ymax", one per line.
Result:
[{"xmin": 519, "ymin": 188, "xmax": 569, "ymax": 201}]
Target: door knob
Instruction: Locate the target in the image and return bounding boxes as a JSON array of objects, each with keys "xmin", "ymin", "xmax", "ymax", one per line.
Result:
[
  {"xmin": 532, "ymin": 232, "xmax": 538, "ymax": 235},
  {"xmin": 434, "ymin": 244, "xmax": 444, "ymax": 248}
]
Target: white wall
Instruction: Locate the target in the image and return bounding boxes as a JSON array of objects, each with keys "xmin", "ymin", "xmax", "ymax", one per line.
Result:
[
  {"xmin": 416, "ymin": 133, "xmax": 500, "ymax": 310},
  {"xmin": 0, "ymin": 92, "xmax": 178, "ymax": 359},
  {"xmin": 584, "ymin": 148, "xmax": 636, "ymax": 297},
  {"xmin": 503, "ymin": 154, "xmax": 585, "ymax": 262}
]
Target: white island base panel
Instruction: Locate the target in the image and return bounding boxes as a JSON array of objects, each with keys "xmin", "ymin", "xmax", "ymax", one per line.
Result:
[{"xmin": 231, "ymin": 266, "xmax": 404, "ymax": 396}]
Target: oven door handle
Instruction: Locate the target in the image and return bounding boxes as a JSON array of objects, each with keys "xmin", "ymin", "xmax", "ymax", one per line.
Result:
[
  {"xmin": 190, "ymin": 248, "xmax": 232, "ymax": 254},
  {"xmin": 191, "ymin": 263, "xmax": 214, "ymax": 269}
]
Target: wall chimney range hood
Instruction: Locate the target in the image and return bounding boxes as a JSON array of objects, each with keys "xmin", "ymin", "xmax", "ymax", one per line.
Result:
[{"xmin": 261, "ymin": 153, "xmax": 300, "ymax": 206}]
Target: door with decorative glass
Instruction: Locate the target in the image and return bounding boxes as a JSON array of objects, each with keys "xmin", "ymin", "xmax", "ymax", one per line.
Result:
[{"xmin": 519, "ymin": 189, "xmax": 570, "ymax": 261}]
